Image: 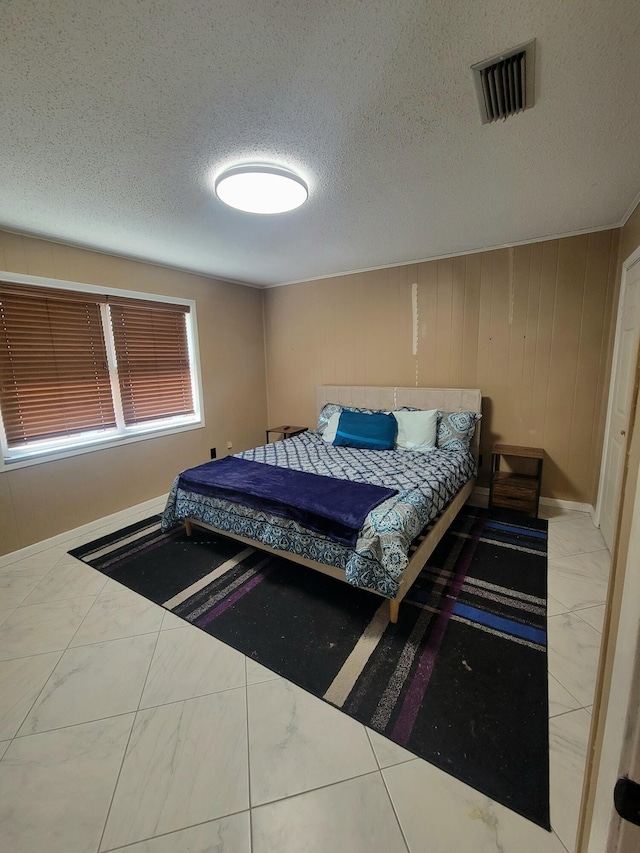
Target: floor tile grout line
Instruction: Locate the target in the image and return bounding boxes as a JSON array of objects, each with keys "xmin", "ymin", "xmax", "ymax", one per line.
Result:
[
  {"xmin": 568, "ymin": 599, "xmax": 607, "ymax": 611},
  {"xmin": 379, "ymin": 766, "xmax": 413, "ymax": 853},
  {"xmin": 245, "ymin": 658, "xmax": 254, "ymax": 852},
  {"xmin": 548, "ymin": 545, "xmax": 610, "ymax": 562},
  {"xmin": 134, "ymin": 629, "xmax": 163, "ymax": 716},
  {"xmin": 548, "ymin": 673, "xmax": 586, "ymax": 714},
  {"xmin": 18, "ymin": 589, "xmax": 107, "ymax": 610},
  {"xmin": 249, "ymin": 767, "xmax": 403, "ymax": 812},
  {"xmin": 97, "ymin": 626, "xmax": 163, "ymax": 853},
  {"xmin": 61, "ymin": 589, "xmax": 105, "ymax": 651},
  {"xmin": 0, "ymin": 595, "xmax": 112, "ymax": 663},
  {"xmin": 8, "ymin": 648, "xmax": 66, "ymax": 741},
  {"xmin": 1, "ymin": 565, "xmax": 61, "ymax": 611},
  {"xmin": 12, "ymin": 707, "xmax": 144, "ymax": 741},
  {"xmin": 364, "ymin": 726, "xmax": 384, "ymax": 771},
  {"xmin": 97, "ymin": 809, "xmax": 251, "ymax": 853},
  {"xmin": 548, "ymin": 543, "xmax": 610, "ymax": 560},
  {"xmin": 549, "ymin": 704, "xmax": 593, "ymax": 722},
  {"xmin": 69, "ymin": 628, "xmax": 163, "ymax": 652},
  {"xmin": 551, "ymin": 602, "xmax": 607, "ymax": 618},
  {"xmin": 96, "ymin": 712, "xmax": 138, "ymax": 853},
  {"xmin": 553, "ymin": 829, "xmax": 572, "ymax": 853},
  {"xmin": 571, "ymin": 609, "xmax": 604, "ymax": 633},
  {"xmin": 547, "ymin": 610, "xmax": 604, "ymax": 632},
  {"xmin": 139, "ymin": 678, "xmax": 249, "ymax": 712}
]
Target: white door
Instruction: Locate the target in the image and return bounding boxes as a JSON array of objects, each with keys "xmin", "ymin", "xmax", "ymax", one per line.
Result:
[
  {"xmin": 597, "ymin": 255, "xmax": 640, "ymax": 549},
  {"xmin": 586, "ymin": 436, "xmax": 640, "ymax": 852}
]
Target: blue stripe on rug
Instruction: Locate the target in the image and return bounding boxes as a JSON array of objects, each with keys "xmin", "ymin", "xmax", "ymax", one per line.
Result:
[
  {"xmin": 484, "ymin": 520, "xmax": 548, "ymax": 540},
  {"xmin": 453, "ymin": 602, "xmax": 547, "ymax": 645}
]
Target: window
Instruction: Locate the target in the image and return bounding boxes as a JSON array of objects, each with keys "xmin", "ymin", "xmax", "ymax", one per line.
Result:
[{"xmin": 0, "ymin": 276, "xmax": 202, "ymax": 467}]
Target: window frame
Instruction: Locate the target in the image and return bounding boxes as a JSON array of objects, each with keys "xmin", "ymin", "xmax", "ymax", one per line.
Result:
[{"xmin": 0, "ymin": 270, "xmax": 205, "ymax": 471}]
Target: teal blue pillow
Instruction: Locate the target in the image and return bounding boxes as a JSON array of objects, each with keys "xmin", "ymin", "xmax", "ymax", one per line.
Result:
[{"xmin": 333, "ymin": 410, "xmax": 398, "ymax": 450}]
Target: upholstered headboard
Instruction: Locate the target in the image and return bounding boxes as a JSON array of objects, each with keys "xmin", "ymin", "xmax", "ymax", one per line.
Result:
[{"xmin": 315, "ymin": 385, "xmax": 482, "ymax": 450}]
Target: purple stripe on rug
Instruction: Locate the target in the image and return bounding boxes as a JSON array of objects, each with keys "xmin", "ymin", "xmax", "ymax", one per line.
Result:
[
  {"xmin": 98, "ymin": 527, "xmax": 184, "ymax": 573},
  {"xmin": 391, "ymin": 516, "xmax": 485, "ymax": 745},
  {"xmin": 195, "ymin": 562, "xmax": 275, "ymax": 627}
]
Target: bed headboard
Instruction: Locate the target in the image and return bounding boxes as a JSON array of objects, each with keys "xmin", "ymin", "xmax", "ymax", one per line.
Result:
[{"xmin": 315, "ymin": 385, "xmax": 482, "ymax": 450}]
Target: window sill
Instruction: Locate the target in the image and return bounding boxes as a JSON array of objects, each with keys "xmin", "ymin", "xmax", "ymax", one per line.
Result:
[{"xmin": 1, "ymin": 419, "xmax": 205, "ymax": 472}]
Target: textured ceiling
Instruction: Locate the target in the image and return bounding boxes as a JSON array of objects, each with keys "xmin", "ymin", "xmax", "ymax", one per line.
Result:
[{"xmin": 1, "ymin": 0, "xmax": 639, "ymax": 287}]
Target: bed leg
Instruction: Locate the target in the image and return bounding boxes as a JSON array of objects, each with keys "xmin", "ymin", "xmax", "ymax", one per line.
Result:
[
  {"xmin": 184, "ymin": 519, "xmax": 192, "ymax": 537},
  {"xmin": 389, "ymin": 599, "xmax": 400, "ymax": 623}
]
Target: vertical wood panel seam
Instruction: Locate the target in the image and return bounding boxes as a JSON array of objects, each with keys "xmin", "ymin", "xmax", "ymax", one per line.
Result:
[
  {"xmin": 591, "ymin": 230, "xmax": 621, "ymax": 501},
  {"xmin": 261, "ymin": 288, "xmax": 271, "ymax": 425},
  {"xmin": 449, "ymin": 260, "xmax": 454, "ymax": 385},
  {"xmin": 586, "ymin": 232, "xmax": 612, "ymax": 499},
  {"xmin": 566, "ymin": 235, "xmax": 590, "ymax": 491},
  {"xmin": 542, "ymin": 242, "xmax": 561, "ymax": 453},
  {"xmin": 518, "ymin": 248, "xmax": 527, "ymax": 441},
  {"xmin": 462, "ymin": 256, "xmax": 469, "ymax": 386},
  {"xmin": 505, "ymin": 248, "xmax": 514, "ymax": 435},
  {"xmin": 531, "ymin": 247, "xmax": 540, "ymax": 410},
  {"xmin": 434, "ymin": 261, "xmax": 439, "ymax": 385}
]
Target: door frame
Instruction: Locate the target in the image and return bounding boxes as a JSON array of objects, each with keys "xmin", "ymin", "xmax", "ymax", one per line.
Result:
[
  {"xmin": 595, "ymin": 244, "xmax": 640, "ymax": 533},
  {"xmin": 579, "ymin": 244, "xmax": 640, "ymax": 851}
]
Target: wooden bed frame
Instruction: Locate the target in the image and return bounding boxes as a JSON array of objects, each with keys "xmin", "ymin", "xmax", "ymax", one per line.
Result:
[{"xmin": 184, "ymin": 386, "xmax": 482, "ymax": 623}]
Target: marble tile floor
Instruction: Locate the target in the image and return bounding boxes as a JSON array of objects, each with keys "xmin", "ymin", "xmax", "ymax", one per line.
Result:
[{"xmin": 0, "ymin": 501, "xmax": 609, "ymax": 853}]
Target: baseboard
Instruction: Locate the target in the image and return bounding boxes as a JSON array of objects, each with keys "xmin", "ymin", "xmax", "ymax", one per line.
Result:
[
  {"xmin": 469, "ymin": 486, "xmax": 595, "ymax": 516},
  {"xmin": 539, "ymin": 496, "xmax": 594, "ymax": 515},
  {"xmin": 0, "ymin": 494, "xmax": 169, "ymax": 567}
]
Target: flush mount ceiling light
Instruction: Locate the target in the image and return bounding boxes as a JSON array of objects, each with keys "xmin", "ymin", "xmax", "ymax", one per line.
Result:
[{"xmin": 214, "ymin": 164, "xmax": 308, "ymax": 214}]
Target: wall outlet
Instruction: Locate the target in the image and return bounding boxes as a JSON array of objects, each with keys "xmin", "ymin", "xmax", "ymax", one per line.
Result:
[
  {"xmin": 210, "ymin": 447, "xmax": 216, "ymax": 459},
  {"xmin": 226, "ymin": 441, "xmax": 233, "ymax": 450}
]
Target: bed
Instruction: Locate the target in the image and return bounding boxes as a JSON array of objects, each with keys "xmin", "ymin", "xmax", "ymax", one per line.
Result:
[{"xmin": 161, "ymin": 386, "xmax": 482, "ymax": 622}]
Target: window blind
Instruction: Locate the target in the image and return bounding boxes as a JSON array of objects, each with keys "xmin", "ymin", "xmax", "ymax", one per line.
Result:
[
  {"xmin": 108, "ymin": 299, "xmax": 194, "ymax": 426},
  {"xmin": 0, "ymin": 283, "xmax": 116, "ymax": 446}
]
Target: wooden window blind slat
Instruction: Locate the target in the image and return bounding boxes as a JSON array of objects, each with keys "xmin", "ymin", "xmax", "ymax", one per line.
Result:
[
  {"xmin": 0, "ymin": 285, "xmax": 116, "ymax": 446},
  {"xmin": 0, "ymin": 282, "xmax": 109, "ymax": 304},
  {"xmin": 109, "ymin": 303, "xmax": 194, "ymax": 426},
  {"xmin": 106, "ymin": 295, "xmax": 190, "ymax": 314}
]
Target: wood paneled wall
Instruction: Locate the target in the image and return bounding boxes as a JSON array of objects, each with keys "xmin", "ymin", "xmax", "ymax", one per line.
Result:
[
  {"xmin": 264, "ymin": 231, "xmax": 620, "ymax": 503},
  {"xmin": 0, "ymin": 231, "xmax": 267, "ymax": 555}
]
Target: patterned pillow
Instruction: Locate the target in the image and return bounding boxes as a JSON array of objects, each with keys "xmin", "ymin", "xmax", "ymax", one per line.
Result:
[
  {"xmin": 436, "ymin": 411, "xmax": 482, "ymax": 452},
  {"xmin": 316, "ymin": 403, "xmax": 385, "ymax": 434}
]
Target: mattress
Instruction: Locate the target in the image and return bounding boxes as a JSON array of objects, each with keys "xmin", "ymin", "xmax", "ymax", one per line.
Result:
[{"xmin": 161, "ymin": 430, "xmax": 476, "ymax": 597}]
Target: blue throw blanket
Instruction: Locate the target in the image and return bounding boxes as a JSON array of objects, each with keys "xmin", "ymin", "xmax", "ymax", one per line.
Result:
[{"xmin": 178, "ymin": 456, "xmax": 397, "ymax": 547}]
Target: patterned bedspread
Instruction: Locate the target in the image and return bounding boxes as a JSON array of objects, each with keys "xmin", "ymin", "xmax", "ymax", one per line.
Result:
[{"xmin": 161, "ymin": 430, "xmax": 476, "ymax": 598}]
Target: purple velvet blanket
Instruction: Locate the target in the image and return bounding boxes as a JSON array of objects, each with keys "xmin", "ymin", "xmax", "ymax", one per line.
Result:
[{"xmin": 178, "ymin": 457, "xmax": 397, "ymax": 547}]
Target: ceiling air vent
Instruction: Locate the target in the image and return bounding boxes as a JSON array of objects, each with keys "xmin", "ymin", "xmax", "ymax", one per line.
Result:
[{"xmin": 472, "ymin": 40, "xmax": 535, "ymax": 124}]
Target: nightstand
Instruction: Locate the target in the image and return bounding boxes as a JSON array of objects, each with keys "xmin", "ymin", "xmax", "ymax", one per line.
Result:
[
  {"xmin": 265, "ymin": 425, "xmax": 308, "ymax": 443},
  {"xmin": 489, "ymin": 444, "xmax": 544, "ymax": 517}
]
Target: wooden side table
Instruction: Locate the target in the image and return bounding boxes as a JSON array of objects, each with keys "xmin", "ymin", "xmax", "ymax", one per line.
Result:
[
  {"xmin": 489, "ymin": 444, "xmax": 544, "ymax": 517},
  {"xmin": 265, "ymin": 425, "xmax": 308, "ymax": 443}
]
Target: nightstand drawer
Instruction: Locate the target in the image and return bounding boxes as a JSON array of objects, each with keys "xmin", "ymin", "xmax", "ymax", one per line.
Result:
[{"xmin": 492, "ymin": 475, "xmax": 538, "ymax": 512}]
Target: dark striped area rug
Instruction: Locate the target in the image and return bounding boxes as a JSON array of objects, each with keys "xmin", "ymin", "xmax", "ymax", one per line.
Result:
[{"xmin": 70, "ymin": 506, "xmax": 550, "ymax": 830}]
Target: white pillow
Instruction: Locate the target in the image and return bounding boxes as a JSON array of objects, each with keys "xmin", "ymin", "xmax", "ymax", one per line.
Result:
[
  {"xmin": 321, "ymin": 410, "xmax": 341, "ymax": 443},
  {"xmin": 393, "ymin": 409, "xmax": 438, "ymax": 452}
]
